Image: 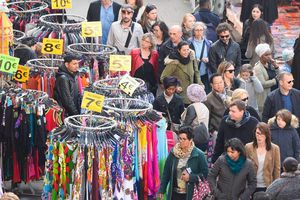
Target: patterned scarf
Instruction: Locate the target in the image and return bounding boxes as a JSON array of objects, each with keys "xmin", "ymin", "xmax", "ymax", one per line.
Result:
[
  {"xmin": 225, "ymin": 154, "xmax": 246, "ymax": 174},
  {"xmin": 173, "ymin": 141, "xmax": 195, "ymax": 159}
]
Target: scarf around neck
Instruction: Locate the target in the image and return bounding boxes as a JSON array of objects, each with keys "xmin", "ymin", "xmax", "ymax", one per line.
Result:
[
  {"xmin": 169, "ymin": 51, "xmax": 191, "ymax": 65},
  {"xmin": 173, "ymin": 141, "xmax": 195, "ymax": 159},
  {"xmin": 225, "ymin": 154, "xmax": 246, "ymax": 174}
]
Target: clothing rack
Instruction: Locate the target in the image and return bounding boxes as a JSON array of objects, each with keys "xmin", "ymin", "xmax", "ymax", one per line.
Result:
[
  {"xmin": 67, "ymin": 43, "xmax": 117, "ymax": 82},
  {"xmin": 13, "ymin": 29, "xmax": 26, "ymax": 42},
  {"xmin": 7, "ymin": 1, "xmax": 48, "ymax": 14},
  {"xmin": 26, "ymin": 58, "xmax": 61, "ymax": 70}
]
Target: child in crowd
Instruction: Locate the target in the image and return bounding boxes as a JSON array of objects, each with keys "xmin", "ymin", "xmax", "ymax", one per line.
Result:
[
  {"xmin": 239, "ymin": 64, "xmax": 263, "ymax": 113},
  {"xmin": 281, "ymin": 49, "xmax": 294, "ymax": 72},
  {"xmin": 153, "ymin": 76, "xmax": 185, "ymax": 131}
]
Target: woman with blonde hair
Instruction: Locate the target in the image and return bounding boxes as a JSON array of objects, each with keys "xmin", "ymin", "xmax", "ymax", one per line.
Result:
[
  {"xmin": 130, "ymin": 32, "xmax": 159, "ymax": 95},
  {"xmin": 181, "ymin": 13, "xmax": 196, "ymax": 40},
  {"xmin": 224, "ymin": 88, "xmax": 261, "ymax": 121},
  {"xmin": 245, "ymin": 122, "xmax": 281, "ymax": 193},
  {"xmin": 217, "ymin": 61, "xmax": 241, "ymax": 91}
]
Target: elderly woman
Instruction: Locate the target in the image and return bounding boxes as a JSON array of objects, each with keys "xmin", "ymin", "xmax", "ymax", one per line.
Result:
[
  {"xmin": 208, "ymin": 138, "xmax": 257, "ymax": 200},
  {"xmin": 181, "ymin": 84, "xmax": 209, "ymax": 151},
  {"xmin": 189, "ymin": 22, "xmax": 213, "ymax": 94},
  {"xmin": 223, "ymin": 88, "xmax": 261, "ymax": 121},
  {"xmin": 217, "ymin": 61, "xmax": 241, "ymax": 91},
  {"xmin": 254, "ymin": 43, "xmax": 280, "ymax": 114},
  {"xmin": 130, "ymin": 32, "xmax": 158, "ymax": 96},
  {"xmin": 158, "ymin": 126, "xmax": 208, "ymax": 200},
  {"xmin": 161, "ymin": 41, "xmax": 203, "ymax": 106},
  {"xmin": 246, "ymin": 122, "xmax": 281, "ymax": 193},
  {"xmin": 266, "ymin": 157, "xmax": 300, "ymax": 200}
]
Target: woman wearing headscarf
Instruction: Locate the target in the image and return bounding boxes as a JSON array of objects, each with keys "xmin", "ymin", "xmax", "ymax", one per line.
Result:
[
  {"xmin": 253, "ymin": 43, "xmax": 280, "ymax": 114},
  {"xmin": 158, "ymin": 126, "xmax": 208, "ymax": 200},
  {"xmin": 208, "ymin": 138, "xmax": 257, "ymax": 200},
  {"xmin": 181, "ymin": 84, "xmax": 209, "ymax": 151}
]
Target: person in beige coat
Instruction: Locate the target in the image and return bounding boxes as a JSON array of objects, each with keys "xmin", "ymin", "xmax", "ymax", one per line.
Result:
[
  {"xmin": 245, "ymin": 122, "xmax": 281, "ymax": 193},
  {"xmin": 160, "ymin": 41, "xmax": 202, "ymax": 105},
  {"xmin": 253, "ymin": 43, "xmax": 280, "ymax": 114}
]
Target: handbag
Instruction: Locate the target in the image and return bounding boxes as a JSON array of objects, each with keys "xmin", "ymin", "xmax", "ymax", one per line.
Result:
[
  {"xmin": 192, "ymin": 176, "xmax": 213, "ymax": 200},
  {"xmin": 166, "ymin": 108, "xmax": 180, "ymax": 133}
]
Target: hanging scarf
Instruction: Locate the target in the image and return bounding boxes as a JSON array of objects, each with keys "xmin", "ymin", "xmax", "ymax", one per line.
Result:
[
  {"xmin": 173, "ymin": 141, "xmax": 195, "ymax": 159},
  {"xmin": 169, "ymin": 51, "xmax": 191, "ymax": 65},
  {"xmin": 225, "ymin": 154, "xmax": 246, "ymax": 174}
]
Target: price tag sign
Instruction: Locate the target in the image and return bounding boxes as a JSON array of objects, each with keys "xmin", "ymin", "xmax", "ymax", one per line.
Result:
[
  {"xmin": 51, "ymin": 0, "xmax": 72, "ymax": 9},
  {"xmin": 109, "ymin": 55, "xmax": 131, "ymax": 71},
  {"xmin": 13, "ymin": 65, "xmax": 30, "ymax": 83},
  {"xmin": 0, "ymin": 54, "xmax": 20, "ymax": 75},
  {"xmin": 118, "ymin": 74, "xmax": 140, "ymax": 96},
  {"xmin": 82, "ymin": 22, "xmax": 102, "ymax": 37},
  {"xmin": 42, "ymin": 38, "xmax": 64, "ymax": 55},
  {"xmin": 81, "ymin": 91, "xmax": 105, "ymax": 113}
]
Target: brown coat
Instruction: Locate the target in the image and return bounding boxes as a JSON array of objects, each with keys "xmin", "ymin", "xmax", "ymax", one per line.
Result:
[{"xmin": 245, "ymin": 142, "xmax": 281, "ymax": 187}]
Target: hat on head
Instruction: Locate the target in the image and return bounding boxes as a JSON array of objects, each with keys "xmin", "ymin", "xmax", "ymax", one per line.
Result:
[
  {"xmin": 187, "ymin": 84, "xmax": 207, "ymax": 103},
  {"xmin": 121, "ymin": 4, "xmax": 134, "ymax": 12},
  {"xmin": 255, "ymin": 43, "xmax": 271, "ymax": 57},
  {"xmin": 282, "ymin": 49, "xmax": 294, "ymax": 62},
  {"xmin": 283, "ymin": 157, "xmax": 298, "ymax": 172}
]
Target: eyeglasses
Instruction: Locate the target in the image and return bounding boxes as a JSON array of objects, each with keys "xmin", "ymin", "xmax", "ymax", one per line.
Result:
[
  {"xmin": 225, "ymin": 69, "xmax": 235, "ymax": 73},
  {"xmin": 194, "ymin": 29, "xmax": 204, "ymax": 32},
  {"xmin": 121, "ymin": 10, "xmax": 133, "ymax": 14},
  {"xmin": 288, "ymin": 80, "xmax": 294, "ymax": 84},
  {"xmin": 219, "ymin": 35, "xmax": 230, "ymax": 38},
  {"xmin": 241, "ymin": 97, "xmax": 249, "ymax": 101}
]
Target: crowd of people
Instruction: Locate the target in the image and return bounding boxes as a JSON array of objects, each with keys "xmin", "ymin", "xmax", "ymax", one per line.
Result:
[{"xmin": 6, "ymin": 0, "xmax": 300, "ymax": 199}]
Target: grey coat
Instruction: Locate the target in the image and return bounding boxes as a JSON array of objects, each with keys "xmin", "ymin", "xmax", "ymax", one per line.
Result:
[
  {"xmin": 207, "ymin": 155, "xmax": 257, "ymax": 200},
  {"xmin": 266, "ymin": 171, "xmax": 300, "ymax": 200}
]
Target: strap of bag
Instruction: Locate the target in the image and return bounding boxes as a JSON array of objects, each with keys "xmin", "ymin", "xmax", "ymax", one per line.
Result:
[
  {"xmin": 198, "ymin": 41, "xmax": 206, "ymax": 67},
  {"xmin": 125, "ymin": 22, "xmax": 135, "ymax": 48}
]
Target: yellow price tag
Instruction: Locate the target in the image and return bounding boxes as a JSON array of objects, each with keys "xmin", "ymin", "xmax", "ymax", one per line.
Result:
[
  {"xmin": 13, "ymin": 65, "xmax": 30, "ymax": 83},
  {"xmin": 118, "ymin": 74, "xmax": 140, "ymax": 96},
  {"xmin": 109, "ymin": 55, "xmax": 131, "ymax": 71},
  {"xmin": 81, "ymin": 91, "xmax": 105, "ymax": 113},
  {"xmin": 82, "ymin": 22, "xmax": 102, "ymax": 37},
  {"xmin": 51, "ymin": 0, "xmax": 72, "ymax": 9},
  {"xmin": 0, "ymin": 54, "xmax": 19, "ymax": 75},
  {"xmin": 42, "ymin": 38, "xmax": 64, "ymax": 55}
]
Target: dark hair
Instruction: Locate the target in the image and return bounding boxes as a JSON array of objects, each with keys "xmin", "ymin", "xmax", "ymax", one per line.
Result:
[
  {"xmin": 163, "ymin": 76, "xmax": 180, "ymax": 89},
  {"xmin": 178, "ymin": 126, "xmax": 194, "ymax": 140},
  {"xmin": 125, "ymin": 0, "xmax": 143, "ymax": 8},
  {"xmin": 229, "ymin": 100, "xmax": 246, "ymax": 111},
  {"xmin": 249, "ymin": 4, "xmax": 263, "ymax": 23},
  {"xmin": 216, "ymin": 22, "xmax": 232, "ymax": 35},
  {"xmin": 177, "ymin": 41, "xmax": 190, "ymax": 51},
  {"xmin": 64, "ymin": 54, "xmax": 80, "ymax": 63},
  {"xmin": 249, "ymin": 19, "xmax": 273, "ymax": 47},
  {"xmin": 283, "ymin": 157, "xmax": 298, "ymax": 172},
  {"xmin": 253, "ymin": 122, "xmax": 272, "ymax": 151},
  {"xmin": 224, "ymin": 138, "xmax": 246, "ymax": 158},
  {"xmin": 199, "ymin": 0, "xmax": 211, "ymax": 8},
  {"xmin": 139, "ymin": 4, "xmax": 157, "ymax": 27},
  {"xmin": 20, "ymin": 37, "xmax": 36, "ymax": 47},
  {"xmin": 151, "ymin": 21, "xmax": 169, "ymax": 41},
  {"xmin": 253, "ymin": 192, "xmax": 270, "ymax": 200},
  {"xmin": 209, "ymin": 73, "xmax": 223, "ymax": 84},
  {"xmin": 275, "ymin": 109, "xmax": 292, "ymax": 127}
]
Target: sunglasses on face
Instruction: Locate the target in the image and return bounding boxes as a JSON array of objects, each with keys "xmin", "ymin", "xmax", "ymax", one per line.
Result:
[
  {"xmin": 241, "ymin": 97, "xmax": 249, "ymax": 101},
  {"xmin": 121, "ymin": 10, "xmax": 133, "ymax": 14},
  {"xmin": 219, "ymin": 35, "xmax": 230, "ymax": 38},
  {"xmin": 225, "ymin": 69, "xmax": 235, "ymax": 73},
  {"xmin": 288, "ymin": 80, "xmax": 294, "ymax": 84}
]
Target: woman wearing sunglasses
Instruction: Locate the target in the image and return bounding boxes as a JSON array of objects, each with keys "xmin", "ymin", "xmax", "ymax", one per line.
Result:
[{"xmin": 217, "ymin": 61, "xmax": 241, "ymax": 91}]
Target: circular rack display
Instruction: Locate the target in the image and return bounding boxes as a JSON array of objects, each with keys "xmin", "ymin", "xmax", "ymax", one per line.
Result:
[
  {"xmin": 13, "ymin": 30, "xmax": 26, "ymax": 42},
  {"xmin": 7, "ymin": 1, "xmax": 48, "ymax": 13},
  {"xmin": 67, "ymin": 43, "xmax": 117, "ymax": 58},
  {"xmin": 64, "ymin": 114, "xmax": 117, "ymax": 132},
  {"xmin": 39, "ymin": 13, "xmax": 86, "ymax": 28},
  {"xmin": 26, "ymin": 58, "xmax": 63, "ymax": 70}
]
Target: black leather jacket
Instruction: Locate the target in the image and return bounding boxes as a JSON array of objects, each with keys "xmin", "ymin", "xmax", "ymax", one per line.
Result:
[{"xmin": 54, "ymin": 65, "xmax": 81, "ymax": 117}]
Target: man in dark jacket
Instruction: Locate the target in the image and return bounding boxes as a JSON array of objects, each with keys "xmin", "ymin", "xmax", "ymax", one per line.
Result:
[
  {"xmin": 262, "ymin": 72, "xmax": 300, "ymax": 124},
  {"xmin": 208, "ymin": 22, "xmax": 241, "ymax": 73},
  {"xmin": 54, "ymin": 54, "xmax": 82, "ymax": 117},
  {"xmin": 158, "ymin": 25, "xmax": 183, "ymax": 79},
  {"xmin": 87, "ymin": 0, "xmax": 121, "ymax": 44},
  {"xmin": 212, "ymin": 100, "xmax": 258, "ymax": 163},
  {"xmin": 14, "ymin": 37, "xmax": 38, "ymax": 65},
  {"xmin": 193, "ymin": 0, "xmax": 220, "ymax": 42}
]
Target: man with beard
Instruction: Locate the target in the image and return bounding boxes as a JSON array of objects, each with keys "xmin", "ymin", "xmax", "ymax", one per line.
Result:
[{"xmin": 107, "ymin": 4, "xmax": 143, "ymax": 55}]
